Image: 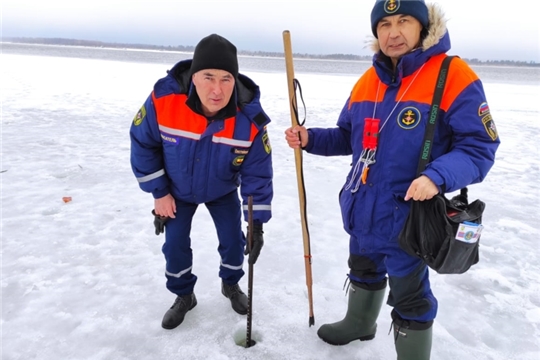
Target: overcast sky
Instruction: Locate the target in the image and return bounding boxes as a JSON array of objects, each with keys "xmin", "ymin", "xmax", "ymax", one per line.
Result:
[{"xmin": 3, "ymin": 0, "xmax": 540, "ymax": 62}]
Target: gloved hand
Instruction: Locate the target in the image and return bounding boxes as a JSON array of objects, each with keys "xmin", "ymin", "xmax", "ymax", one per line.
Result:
[
  {"xmin": 152, "ymin": 209, "xmax": 169, "ymax": 236},
  {"xmin": 244, "ymin": 223, "xmax": 264, "ymax": 265}
]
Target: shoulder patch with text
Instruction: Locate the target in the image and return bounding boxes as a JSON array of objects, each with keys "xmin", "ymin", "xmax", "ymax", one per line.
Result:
[
  {"xmin": 482, "ymin": 114, "xmax": 498, "ymax": 141},
  {"xmin": 133, "ymin": 106, "xmax": 146, "ymax": 126},
  {"xmin": 262, "ymin": 132, "xmax": 272, "ymax": 154}
]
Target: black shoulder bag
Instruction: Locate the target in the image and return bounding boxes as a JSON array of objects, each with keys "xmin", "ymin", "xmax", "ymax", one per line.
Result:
[{"xmin": 398, "ymin": 56, "xmax": 486, "ymax": 275}]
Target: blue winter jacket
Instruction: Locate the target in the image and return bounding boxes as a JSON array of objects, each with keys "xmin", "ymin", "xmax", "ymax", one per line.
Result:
[
  {"xmin": 305, "ymin": 29, "xmax": 500, "ymax": 247},
  {"xmin": 130, "ymin": 60, "xmax": 273, "ymax": 224}
]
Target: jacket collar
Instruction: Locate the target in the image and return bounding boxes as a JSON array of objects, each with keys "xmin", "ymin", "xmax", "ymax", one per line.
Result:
[
  {"xmin": 167, "ymin": 59, "xmax": 263, "ymax": 120},
  {"xmin": 185, "ymin": 84, "xmax": 238, "ymax": 121}
]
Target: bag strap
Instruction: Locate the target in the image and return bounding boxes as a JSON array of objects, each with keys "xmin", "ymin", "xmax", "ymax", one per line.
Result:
[{"xmin": 415, "ymin": 55, "xmax": 455, "ymax": 176}]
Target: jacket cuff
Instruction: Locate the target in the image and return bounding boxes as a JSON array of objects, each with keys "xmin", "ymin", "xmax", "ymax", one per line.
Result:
[
  {"xmin": 152, "ymin": 187, "xmax": 170, "ymax": 199},
  {"xmin": 303, "ymin": 129, "xmax": 315, "ymax": 152},
  {"xmin": 421, "ymin": 169, "xmax": 445, "ymax": 193}
]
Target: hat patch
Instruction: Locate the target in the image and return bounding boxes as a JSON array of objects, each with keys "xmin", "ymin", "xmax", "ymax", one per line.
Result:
[
  {"xmin": 397, "ymin": 107, "xmax": 421, "ymax": 130},
  {"xmin": 385, "ymin": 0, "xmax": 400, "ymax": 14}
]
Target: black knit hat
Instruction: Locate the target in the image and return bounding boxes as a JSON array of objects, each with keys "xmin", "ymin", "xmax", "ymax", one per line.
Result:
[
  {"xmin": 371, "ymin": 0, "xmax": 429, "ymax": 38},
  {"xmin": 189, "ymin": 34, "xmax": 238, "ymax": 78}
]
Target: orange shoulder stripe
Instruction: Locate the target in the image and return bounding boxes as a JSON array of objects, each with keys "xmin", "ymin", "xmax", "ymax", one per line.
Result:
[
  {"xmin": 349, "ymin": 68, "xmax": 388, "ymax": 108},
  {"xmin": 249, "ymin": 123, "xmax": 258, "ymax": 142},
  {"xmin": 440, "ymin": 57, "xmax": 479, "ymax": 111},
  {"xmin": 400, "ymin": 54, "xmax": 479, "ymax": 111}
]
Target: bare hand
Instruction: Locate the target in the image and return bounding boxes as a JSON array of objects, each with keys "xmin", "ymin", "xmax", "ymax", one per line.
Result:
[
  {"xmin": 405, "ymin": 175, "xmax": 439, "ymax": 201},
  {"xmin": 284, "ymin": 125, "xmax": 308, "ymax": 149},
  {"xmin": 154, "ymin": 194, "xmax": 176, "ymax": 218}
]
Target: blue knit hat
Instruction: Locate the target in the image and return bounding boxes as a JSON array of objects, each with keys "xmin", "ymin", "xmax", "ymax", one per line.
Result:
[{"xmin": 371, "ymin": 0, "xmax": 429, "ymax": 38}]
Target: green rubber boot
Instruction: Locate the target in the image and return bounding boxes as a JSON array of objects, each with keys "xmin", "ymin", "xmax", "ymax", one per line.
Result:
[
  {"xmin": 317, "ymin": 282, "xmax": 386, "ymax": 345},
  {"xmin": 392, "ymin": 311, "xmax": 433, "ymax": 360}
]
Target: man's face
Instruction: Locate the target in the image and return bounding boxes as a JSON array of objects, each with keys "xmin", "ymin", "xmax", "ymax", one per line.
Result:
[
  {"xmin": 192, "ymin": 69, "xmax": 235, "ymax": 117},
  {"xmin": 376, "ymin": 14, "xmax": 423, "ymax": 65}
]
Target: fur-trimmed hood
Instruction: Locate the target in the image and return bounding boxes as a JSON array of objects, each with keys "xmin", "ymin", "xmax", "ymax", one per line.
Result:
[
  {"xmin": 369, "ymin": 3, "xmax": 447, "ymax": 54},
  {"xmin": 369, "ymin": 3, "xmax": 451, "ymax": 82}
]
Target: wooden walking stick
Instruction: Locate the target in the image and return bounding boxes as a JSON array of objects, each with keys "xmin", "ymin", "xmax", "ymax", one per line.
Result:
[
  {"xmin": 245, "ymin": 195, "xmax": 256, "ymax": 347},
  {"xmin": 282, "ymin": 30, "xmax": 315, "ymax": 327}
]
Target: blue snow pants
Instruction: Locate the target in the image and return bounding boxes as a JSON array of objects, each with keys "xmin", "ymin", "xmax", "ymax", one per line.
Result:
[
  {"xmin": 162, "ymin": 190, "xmax": 246, "ymax": 296},
  {"xmin": 348, "ymin": 233, "xmax": 438, "ymax": 322}
]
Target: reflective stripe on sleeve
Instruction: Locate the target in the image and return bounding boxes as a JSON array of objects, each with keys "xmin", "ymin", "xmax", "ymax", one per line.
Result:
[
  {"xmin": 243, "ymin": 204, "xmax": 272, "ymax": 211},
  {"xmin": 137, "ymin": 169, "xmax": 166, "ymax": 183}
]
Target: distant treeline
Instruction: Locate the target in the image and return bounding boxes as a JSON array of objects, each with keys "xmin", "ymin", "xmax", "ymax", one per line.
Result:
[{"xmin": 3, "ymin": 36, "xmax": 539, "ymax": 67}]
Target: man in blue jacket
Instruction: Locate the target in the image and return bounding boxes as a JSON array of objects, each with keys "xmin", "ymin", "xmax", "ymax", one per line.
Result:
[
  {"xmin": 285, "ymin": 1, "xmax": 499, "ymax": 359},
  {"xmin": 130, "ymin": 34, "xmax": 273, "ymax": 330}
]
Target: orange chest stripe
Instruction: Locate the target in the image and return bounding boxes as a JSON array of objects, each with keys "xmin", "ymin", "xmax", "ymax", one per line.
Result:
[
  {"xmin": 249, "ymin": 123, "xmax": 258, "ymax": 142},
  {"xmin": 153, "ymin": 93, "xmax": 207, "ymax": 134},
  {"xmin": 349, "ymin": 55, "xmax": 479, "ymax": 112},
  {"xmin": 153, "ymin": 93, "xmax": 239, "ymax": 136},
  {"xmin": 215, "ymin": 117, "xmax": 235, "ymax": 138},
  {"xmin": 152, "ymin": 93, "xmax": 260, "ymax": 143}
]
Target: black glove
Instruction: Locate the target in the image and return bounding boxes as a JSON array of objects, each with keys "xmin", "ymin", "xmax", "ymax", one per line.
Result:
[
  {"xmin": 152, "ymin": 209, "xmax": 169, "ymax": 236},
  {"xmin": 244, "ymin": 223, "xmax": 264, "ymax": 265}
]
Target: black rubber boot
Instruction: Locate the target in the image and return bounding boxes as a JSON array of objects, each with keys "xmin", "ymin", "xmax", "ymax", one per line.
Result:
[
  {"xmin": 317, "ymin": 282, "xmax": 386, "ymax": 345},
  {"xmin": 161, "ymin": 293, "xmax": 197, "ymax": 330},
  {"xmin": 392, "ymin": 310, "xmax": 433, "ymax": 360},
  {"xmin": 221, "ymin": 282, "xmax": 248, "ymax": 315}
]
